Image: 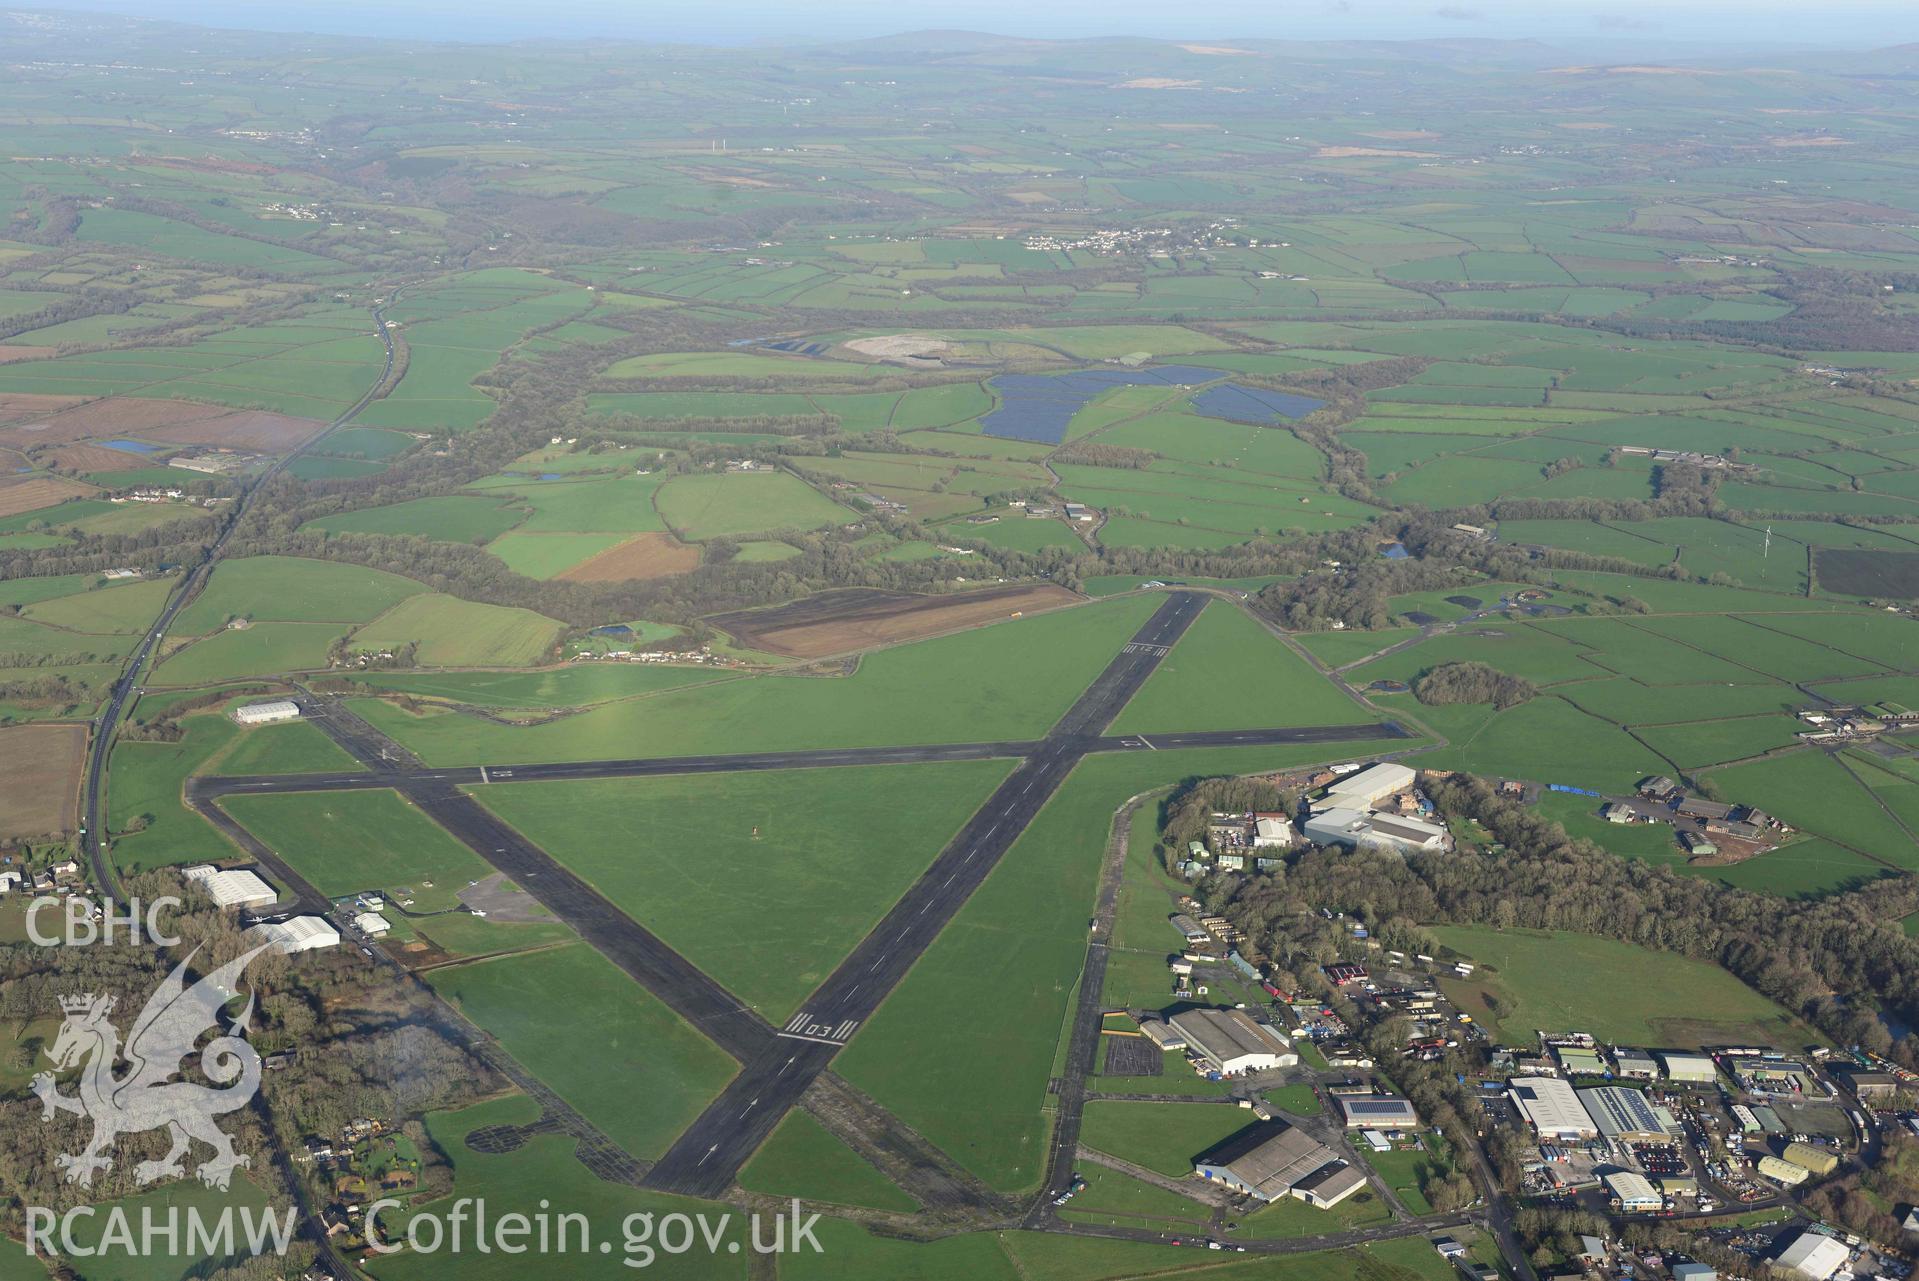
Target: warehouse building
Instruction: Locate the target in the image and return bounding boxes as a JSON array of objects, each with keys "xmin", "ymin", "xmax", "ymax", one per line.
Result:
[
  {"xmin": 1603, "ymin": 1170, "xmax": 1663, "ymax": 1213},
  {"xmin": 1612, "ymin": 1048, "xmax": 1659, "ymax": 1079},
  {"xmin": 1758, "ymin": 1156, "xmax": 1810, "ymax": 1187},
  {"xmin": 182, "ymin": 864, "xmax": 279, "ymax": 910},
  {"xmin": 1773, "ymin": 1232, "xmax": 1849, "ymax": 1281},
  {"xmin": 1321, "ymin": 762, "xmax": 1416, "ymax": 808},
  {"xmin": 1578, "ymin": 1086, "xmax": 1670, "ymax": 1142},
  {"xmin": 1193, "ymin": 1123, "xmax": 1368, "ymax": 1207},
  {"xmin": 247, "ymin": 915, "xmax": 340, "ymax": 954},
  {"xmin": 1168, "ymin": 1008, "xmax": 1298, "ymax": 1075},
  {"xmin": 1302, "ymin": 807, "xmax": 1451, "ymax": 855},
  {"xmin": 353, "ymin": 911, "xmax": 392, "ymax": 938},
  {"xmin": 1782, "ymin": 1142, "xmax": 1839, "ymax": 1177},
  {"xmin": 1336, "ymin": 1095, "xmax": 1420, "ymax": 1130},
  {"xmin": 1556, "ymin": 1046, "xmax": 1607, "ymax": 1077},
  {"xmin": 1659, "ymin": 1052, "xmax": 1717, "ymax": 1084},
  {"xmin": 1509, "ymin": 1077, "xmax": 1598, "ymax": 1140},
  {"xmin": 233, "ymin": 699, "xmax": 300, "ymax": 725}
]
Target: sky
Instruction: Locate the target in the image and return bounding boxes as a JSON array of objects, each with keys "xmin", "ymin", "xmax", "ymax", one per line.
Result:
[{"xmin": 28, "ymin": 0, "xmax": 1919, "ymax": 50}]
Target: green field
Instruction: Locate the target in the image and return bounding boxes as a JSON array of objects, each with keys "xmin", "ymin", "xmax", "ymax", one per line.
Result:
[
  {"xmin": 221, "ymin": 789, "xmax": 496, "ymax": 909},
  {"xmin": 173, "ymin": 556, "xmax": 425, "ymax": 632},
  {"xmin": 426, "ymin": 945, "xmax": 735, "ymax": 1161},
  {"xmin": 343, "ymin": 595, "xmax": 1160, "ymax": 764},
  {"xmin": 1112, "ymin": 600, "xmax": 1376, "ymax": 734},
  {"xmin": 654, "ymin": 470, "xmax": 851, "ymax": 540},
  {"xmin": 1433, "ymin": 924, "xmax": 1810, "ymax": 1049},
  {"xmin": 472, "ymin": 759, "xmax": 1014, "ymax": 1019},
  {"xmin": 350, "ymin": 594, "xmax": 565, "ymax": 666}
]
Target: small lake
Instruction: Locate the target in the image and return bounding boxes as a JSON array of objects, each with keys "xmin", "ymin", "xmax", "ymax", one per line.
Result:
[
  {"xmin": 979, "ymin": 365, "xmax": 1325, "ymax": 444},
  {"xmin": 100, "ymin": 438, "xmax": 163, "ymax": 454}
]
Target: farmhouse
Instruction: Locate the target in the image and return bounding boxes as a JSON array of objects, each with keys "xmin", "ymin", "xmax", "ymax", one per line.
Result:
[
  {"xmin": 1167, "ymin": 1007, "xmax": 1298, "ymax": 1075},
  {"xmin": 1509, "ymin": 1078, "xmax": 1598, "ymax": 1140},
  {"xmin": 233, "ymin": 699, "xmax": 301, "ymax": 725},
  {"xmin": 1577, "ymin": 1086, "xmax": 1669, "ymax": 1142},
  {"xmin": 182, "ymin": 864, "xmax": 279, "ymax": 910},
  {"xmin": 1773, "ymin": 1233, "xmax": 1849, "ymax": 1281},
  {"xmin": 1192, "ymin": 1122, "xmax": 1368, "ymax": 1207},
  {"xmin": 1335, "ymin": 1095, "xmax": 1419, "ymax": 1130},
  {"xmin": 248, "ymin": 915, "xmax": 341, "ymax": 954}
]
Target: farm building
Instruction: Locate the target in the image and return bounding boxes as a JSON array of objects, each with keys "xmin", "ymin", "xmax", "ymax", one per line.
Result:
[
  {"xmin": 1320, "ymin": 762, "xmax": 1415, "ymax": 808},
  {"xmin": 1601, "ymin": 803, "xmax": 1637, "ymax": 824},
  {"xmin": 1509, "ymin": 1078, "xmax": 1597, "ymax": 1140},
  {"xmin": 1782, "ymin": 1142, "xmax": 1839, "ymax": 1176},
  {"xmin": 1335, "ymin": 1095, "xmax": 1419, "ymax": 1130},
  {"xmin": 1773, "ymin": 1232, "xmax": 1848, "ymax": 1281},
  {"xmin": 1681, "ymin": 831, "xmax": 1717, "ymax": 857},
  {"xmin": 1660, "ymin": 1052, "xmax": 1717, "ymax": 1083},
  {"xmin": 1758, "ymin": 1156, "xmax": 1810, "ymax": 1187},
  {"xmin": 1302, "ymin": 807, "xmax": 1450, "ymax": 855},
  {"xmin": 182, "ymin": 864, "xmax": 278, "ymax": 910},
  {"xmin": 1168, "ymin": 1008, "xmax": 1298, "ymax": 1075},
  {"xmin": 1577, "ymin": 1086, "xmax": 1670, "ymax": 1142},
  {"xmin": 233, "ymin": 699, "xmax": 301, "ymax": 725},
  {"xmin": 247, "ymin": 915, "xmax": 340, "ymax": 954},
  {"xmin": 1612, "ymin": 1048, "xmax": 1659, "ymax": 1079},
  {"xmin": 1602, "ymin": 1170, "xmax": 1662, "ymax": 1213},
  {"xmin": 1192, "ymin": 1122, "xmax": 1367, "ymax": 1207}
]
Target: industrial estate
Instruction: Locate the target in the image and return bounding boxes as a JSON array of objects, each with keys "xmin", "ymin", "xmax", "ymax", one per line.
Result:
[{"xmin": 1, "ymin": 8, "xmax": 1918, "ymax": 1281}]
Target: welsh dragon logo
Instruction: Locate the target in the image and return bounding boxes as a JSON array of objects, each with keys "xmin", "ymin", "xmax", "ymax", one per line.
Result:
[{"xmin": 32, "ymin": 944, "xmax": 269, "ymax": 1190}]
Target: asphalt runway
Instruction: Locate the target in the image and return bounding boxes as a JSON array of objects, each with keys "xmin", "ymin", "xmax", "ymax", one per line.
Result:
[
  {"xmin": 642, "ymin": 592, "xmax": 1205, "ymax": 1196},
  {"xmin": 207, "ymin": 589, "xmax": 1413, "ymax": 1200}
]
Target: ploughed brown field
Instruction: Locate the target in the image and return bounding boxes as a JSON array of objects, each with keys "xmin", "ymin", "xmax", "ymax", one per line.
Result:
[
  {"xmin": 558, "ymin": 531, "xmax": 702, "ymax": 582},
  {"xmin": 0, "ymin": 722, "xmax": 87, "ymax": 839},
  {"xmin": 0, "ymin": 397, "xmax": 325, "ymax": 453},
  {"xmin": 38, "ymin": 442, "xmax": 159, "ymax": 473},
  {"xmin": 0, "ymin": 474, "xmax": 92, "ymax": 518},
  {"xmin": 708, "ymin": 582, "xmax": 1081, "ymax": 658}
]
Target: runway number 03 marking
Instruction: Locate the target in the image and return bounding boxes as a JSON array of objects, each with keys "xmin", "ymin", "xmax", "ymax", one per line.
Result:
[{"xmin": 777, "ymin": 1012, "xmax": 860, "ymax": 1045}]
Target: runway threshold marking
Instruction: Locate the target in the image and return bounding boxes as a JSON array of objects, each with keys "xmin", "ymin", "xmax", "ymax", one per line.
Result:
[{"xmin": 775, "ymin": 1011, "xmax": 859, "ymax": 1047}]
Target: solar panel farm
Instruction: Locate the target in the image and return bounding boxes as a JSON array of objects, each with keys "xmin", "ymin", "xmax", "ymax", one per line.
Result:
[{"xmin": 3, "ymin": 14, "xmax": 1919, "ymax": 1281}]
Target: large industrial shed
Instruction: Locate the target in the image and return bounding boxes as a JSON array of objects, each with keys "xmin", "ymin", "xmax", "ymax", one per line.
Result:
[
  {"xmin": 1168, "ymin": 1008, "xmax": 1298, "ymax": 1075},
  {"xmin": 1193, "ymin": 1123, "xmax": 1369, "ymax": 1207},
  {"xmin": 1578, "ymin": 1086, "xmax": 1670, "ymax": 1142},
  {"xmin": 1660, "ymin": 1052, "xmax": 1717, "ymax": 1083},
  {"xmin": 1336, "ymin": 1095, "xmax": 1420, "ymax": 1130},
  {"xmin": 1509, "ymin": 1078, "xmax": 1597, "ymax": 1140}
]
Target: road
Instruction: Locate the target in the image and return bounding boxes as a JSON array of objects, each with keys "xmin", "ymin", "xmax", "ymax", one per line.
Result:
[{"xmin": 79, "ymin": 291, "xmax": 403, "ymax": 898}]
